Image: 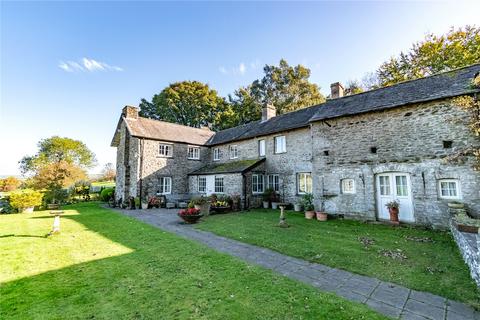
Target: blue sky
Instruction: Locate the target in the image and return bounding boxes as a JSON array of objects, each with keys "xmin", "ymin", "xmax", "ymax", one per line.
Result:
[{"xmin": 1, "ymin": 1, "xmax": 479, "ymax": 176}]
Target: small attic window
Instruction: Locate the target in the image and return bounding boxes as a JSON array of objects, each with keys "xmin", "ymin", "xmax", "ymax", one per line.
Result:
[
  {"xmin": 324, "ymin": 150, "xmax": 329, "ymax": 156},
  {"xmin": 443, "ymin": 140, "xmax": 453, "ymax": 149},
  {"xmin": 370, "ymin": 147, "xmax": 377, "ymax": 154}
]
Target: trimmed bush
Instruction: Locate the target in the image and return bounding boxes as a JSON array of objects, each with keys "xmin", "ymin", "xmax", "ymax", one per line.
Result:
[
  {"xmin": 100, "ymin": 187, "xmax": 115, "ymax": 202},
  {"xmin": 9, "ymin": 189, "xmax": 43, "ymax": 212}
]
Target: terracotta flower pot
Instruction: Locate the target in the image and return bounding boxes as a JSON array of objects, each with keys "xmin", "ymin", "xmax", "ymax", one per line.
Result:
[
  {"xmin": 388, "ymin": 207, "xmax": 399, "ymax": 223},
  {"xmin": 305, "ymin": 211, "xmax": 315, "ymax": 219},
  {"xmin": 316, "ymin": 211, "xmax": 328, "ymax": 221}
]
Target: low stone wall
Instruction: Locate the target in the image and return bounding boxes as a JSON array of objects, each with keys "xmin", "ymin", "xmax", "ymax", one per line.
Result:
[{"xmin": 450, "ymin": 220, "xmax": 480, "ymax": 287}]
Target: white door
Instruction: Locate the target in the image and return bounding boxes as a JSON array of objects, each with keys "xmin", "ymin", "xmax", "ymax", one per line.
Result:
[
  {"xmin": 205, "ymin": 175, "xmax": 215, "ymax": 196},
  {"xmin": 376, "ymin": 173, "xmax": 414, "ymax": 222}
]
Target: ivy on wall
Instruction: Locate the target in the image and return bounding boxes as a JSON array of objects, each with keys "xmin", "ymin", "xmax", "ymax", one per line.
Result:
[{"xmin": 449, "ymin": 74, "xmax": 480, "ymax": 170}]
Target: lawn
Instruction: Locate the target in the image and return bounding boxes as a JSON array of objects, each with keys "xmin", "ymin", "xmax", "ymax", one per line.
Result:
[
  {"xmin": 196, "ymin": 209, "xmax": 480, "ymax": 309},
  {"xmin": 0, "ymin": 203, "xmax": 386, "ymax": 319}
]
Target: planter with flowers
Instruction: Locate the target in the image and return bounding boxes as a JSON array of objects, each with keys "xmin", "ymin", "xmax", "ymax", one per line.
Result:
[
  {"xmin": 190, "ymin": 196, "xmax": 211, "ymax": 216},
  {"xmin": 385, "ymin": 200, "xmax": 400, "ymax": 224},
  {"xmin": 178, "ymin": 208, "xmax": 203, "ymax": 224}
]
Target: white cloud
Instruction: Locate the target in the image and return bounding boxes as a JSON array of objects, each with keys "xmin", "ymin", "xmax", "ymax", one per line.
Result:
[
  {"xmin": 58, "ymin": 57, "xmax": 123, "ymax": 73},
  {"xmin": 219, "ymin": 60, "xmax": 260, "ymax": 76},
  {"xmin": 219, "ymin": 66, "xmax": 228, "ymax": 74},
  {"xmin": 237, "ymin": 63, "xmax": 246, "ymax": 75}
]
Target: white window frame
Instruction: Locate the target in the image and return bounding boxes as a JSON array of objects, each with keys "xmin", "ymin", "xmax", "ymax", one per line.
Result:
[
  {"xmin": 230, "ymin": 145, "xmax": 238, "ymax": 159},
  {"xmin": 159, "ymin": 143, "xmax": 173, "ymax": 157},
  {"xmin": 159, "ymin": 177, "xmax": 172, "ymax": 194},
  {"xmin": 297, "ymin": 173, "xmax": 312, "ymax": 194},
  {"xmin": 213, "ymin": 148, "xmax": 220, "ymax": 161},
  {"xmin": 267, "ymin": 174, "xmax": 279, "ymax": 192},
  {"xmin": 252, "ymin": 174, "xmax": 265, "ymax": 194},
  {"xmin": 341, "ymin": 179, "xmax": 355, "ymax": 194},
  {"xmin": 198, "ymin": 176, "xmax": 206, "ymax": 193},
  {"xmin": 187, "ymin": 146, "xmax": 200, "ymax": 160},
  {"xmin": 438, "ymin": 179, "xmax": 461, "ymax": 199},
  {"xmin": 258, "ymin": 139, "xmax": 266, "ymax": 157},
  {"xmin": 214, "ymin": 177, "xmax": 224, "ymax": 193},
  {"xmin": 274, "ymin": 136, "xmax": 286, "ymax": 154}
]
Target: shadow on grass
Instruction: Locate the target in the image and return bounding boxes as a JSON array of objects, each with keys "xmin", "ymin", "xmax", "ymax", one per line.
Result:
[{"xmin": 0, "ymin": 202, "xmax": 387, "ymax": 320}]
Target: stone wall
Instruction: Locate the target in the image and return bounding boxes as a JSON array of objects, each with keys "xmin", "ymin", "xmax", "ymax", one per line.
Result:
[
  {"xmin": 311, "ymin": 100, "xmax": 480, "ymax": 228},
  {"xmin": 139, "ymin": 139, "xmax": 209, "ymax": 201},
  {"xmin": 188, "ymin": 173, "xmax": 243, "ymax": 198},
  {"xmin": 450, "ymin": 222, "xmax": 480, "ymax": 287},
  {"xmin": 209, "ymin": 128, "xmax": 312, "ymax": 204}
]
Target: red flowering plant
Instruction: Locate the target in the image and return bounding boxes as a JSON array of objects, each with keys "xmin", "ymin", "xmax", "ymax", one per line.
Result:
[{"xmin": 178, "ymin": 208, "xmax": 201, "ymax": 216}]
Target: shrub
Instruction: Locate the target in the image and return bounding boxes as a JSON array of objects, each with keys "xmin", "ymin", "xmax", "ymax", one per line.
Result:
[
  {"xmin": 0, "ymin": 198, "xmax": 14, "ymax": 214},
  {"xmin": 190, "ymin": 196, "xmax": 210, "ymax": 206},
  {"xmin": 100, "ymin": 187, "xmax": 115, "ymax": 202},
  {"xmin": 301, "ymin": 193, "xmax": 314, "ymax": 211},
  {"xmin": 43, "ymin": 188, "xmax": 70, "ymax": 205},
  {"xmin": 9, "ymin": 189, "xmax": 43, "ymax": 211}
]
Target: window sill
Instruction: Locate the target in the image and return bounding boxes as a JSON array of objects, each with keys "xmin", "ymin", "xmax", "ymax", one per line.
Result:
[
  {"xmin": 157, "ymin": 156, "xmax": 173, "ymax": 159},
  {"xmin": 274, "ymin": 151, "xmax": 286, "ymax": 155},
  {"xmin": 187, "ymin": 158, "xmax": 201, "ymax": 161}
]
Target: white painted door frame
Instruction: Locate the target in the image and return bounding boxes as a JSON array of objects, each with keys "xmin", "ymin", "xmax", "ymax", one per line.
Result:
[
  {"xmin": 205, "ymin": 175, "xmax": 215, "ymax": 196},
  {"xmin": 376, "ymin": 172, "xmax": 414, "ymax": 222}
]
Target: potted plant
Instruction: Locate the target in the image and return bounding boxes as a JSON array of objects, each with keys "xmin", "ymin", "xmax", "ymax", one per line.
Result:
[
  {"xmin": 9, "ymin": 189, "xmax": 43, "ymax": 213},
  {"xmin": 271, "ymin": 191, "xmax": 280, "ymax": 209},
  {"xmin": 262, "ymin": 188, "xmax": 273, "ymax": 209},
  {"xmin": 211, "ymin": 195, "xmax": 231, "ymax": 214},
  {"xmin": 385, "ymin": 200, "xmax": 400, "ymax": 224},
  {"xmin": 190, "ymin": 196, "xmax": 211, "ymax": 216},
  {"xmin": 294, "ymin": 202, "xmax": 303, "ymax": 212},
  {"xmin": 178, "ymin": 207, "xmax": 203, "ymax": 224},
  {"xmin": 302, "ymin": 193, "xmax": 315, "ymax": 219},
  {"xmin": 315, "ymin": 197, "xmax": 328, "ymax": 221}
]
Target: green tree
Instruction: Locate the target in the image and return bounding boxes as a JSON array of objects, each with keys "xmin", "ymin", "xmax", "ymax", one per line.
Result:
[
  {"xmin": 20, "ymin": 136, "xmax": 96, "ymax": 174},
  {"xmin": 19, "ymin": 137, "xmax": 95, "ymax": 202},
  {"xmin": 139, "ymin": 81, "xmax": 227, "ymax": 129},
  {"xmin": 249, "ymin": 59, "xmax": 325, "ymax": 114},
  {"xmin": 223, "ymin": 60, "xmax": 325, "ymax": 128},
  {"xmin": 376, "ymin": 26, "xmax": 480, "ymax": 87}
]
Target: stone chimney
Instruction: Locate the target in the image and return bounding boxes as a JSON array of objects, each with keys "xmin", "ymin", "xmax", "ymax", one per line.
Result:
[
  {"xmin": 330, "ymin": 82, "xmax": 345, "ymax": 99},
  {"xmin": 261, "ymin": 104, "xmax": 276, "ymax": 122},
  {"xmin": 122, "ymin": 105, "xmax": 139, "ymax": 119}
]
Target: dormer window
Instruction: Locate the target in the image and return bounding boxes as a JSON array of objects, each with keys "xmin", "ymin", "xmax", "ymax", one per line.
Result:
[{"xmin": 187, "ymin": 146, "xmax": 200, "ymax": 160}]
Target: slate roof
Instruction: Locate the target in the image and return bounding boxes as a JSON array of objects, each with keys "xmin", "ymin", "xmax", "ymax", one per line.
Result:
[
  {"xmin": 207, "ymin": 105, "xmax": 322, "ymax": 146},
  {"xmin": 112, "ymin": 117, "xmax": 215, "ymax": 146},
  {"xmin": 188, "ymin": 159, "xmax": 265, "ymax": 175},
  {"xmin": 112, "ymin": 64, "xmax": 479, "ymax": 148},
  {"xmin": 310, "ymin": 63, "xmax": 480, "ymax": 122}
]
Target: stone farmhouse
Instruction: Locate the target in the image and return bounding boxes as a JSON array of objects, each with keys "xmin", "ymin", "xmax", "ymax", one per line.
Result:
[{"xmin": 112, "ymin": 64, "xmax": 480, "ymax": 228}]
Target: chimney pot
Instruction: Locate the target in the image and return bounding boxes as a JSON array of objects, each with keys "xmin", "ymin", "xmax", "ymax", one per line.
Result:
[
  {"xmin": 261, "ymin": 104, "xmax": 276, "ymax": 122},
  {"xmin": 330, "ymin": 82, "xmax": 345, "ymax": 99},
  {"xmin": 122, "ymin": 105, "xmax": 139, "ymax": 119}
]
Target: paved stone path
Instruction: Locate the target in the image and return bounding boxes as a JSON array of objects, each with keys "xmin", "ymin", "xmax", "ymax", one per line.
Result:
[{"xmin": 115, "ymin": 208, "xmax": 479, "ymax": 320}]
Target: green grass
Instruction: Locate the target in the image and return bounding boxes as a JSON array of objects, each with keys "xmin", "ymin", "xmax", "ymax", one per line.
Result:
[
  {"xmin": 196, "ymin": 209, "xmax": 480, "ymax": 309},
  {"xmin": 0, "ymin": 203, "xmax": 386, "ymax": 319},
  {"xmin": 91, "ymin": 181, "xmax": 115, "ymax": 188}
]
